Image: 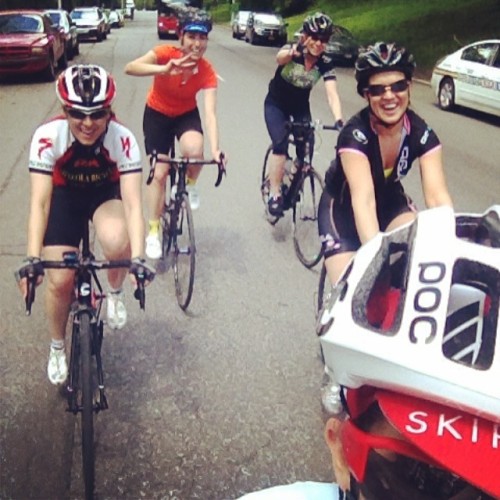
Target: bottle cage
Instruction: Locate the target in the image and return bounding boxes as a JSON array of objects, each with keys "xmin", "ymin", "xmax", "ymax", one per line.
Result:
[{"xmin": 320, "ymin": 205, "xmax": 500, "ymax": 422}]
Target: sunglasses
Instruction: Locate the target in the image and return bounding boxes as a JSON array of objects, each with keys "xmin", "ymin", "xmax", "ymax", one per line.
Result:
[
  {"xmin": 341, "ymin": 420, "xmax": 486, "ymax": 499},
  {"xmin": 310, "ymin": 34, "xmax": 330, "ymax": 43},
  {"xmin": 366, "ymin": 79, "xmax": 409, "ymax": 97},
  {"xmin": 66, "ymin": 108, "xmax": 110, "ymax": 120}
]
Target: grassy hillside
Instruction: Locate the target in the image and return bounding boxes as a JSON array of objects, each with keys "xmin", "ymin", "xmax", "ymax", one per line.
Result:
[{"xmin": 211, "ymin": 0, "xmax": 500, "ymax": 79}]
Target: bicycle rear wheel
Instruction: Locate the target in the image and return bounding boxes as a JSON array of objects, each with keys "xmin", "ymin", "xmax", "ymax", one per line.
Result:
[
  {"xmin": 293, "ymin": 168, "xmax": 324, "ymax": 268},
  {"xmin": 173, "ymin": 192, "xmax": 196, "ymax": 310},
  {"xmin": 79, "ymin": 312, "xmax": 95, "ymax": 500}
]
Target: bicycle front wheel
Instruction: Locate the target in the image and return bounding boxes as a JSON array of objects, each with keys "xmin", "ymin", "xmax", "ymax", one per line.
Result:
[
  {"xmin": 79, "ymin": 312, "xmax": 95, "ymax": 500},
  {"xmin": 260, "ymin": 145, "xmax": 273, "ymax": 206},
  {"xmin": 173, "ymin": 192, "xmax": 196, "ymax": 310},
  {"xmin": 293, "ymin": 168, "xmax": 324, "ymax": 268}
]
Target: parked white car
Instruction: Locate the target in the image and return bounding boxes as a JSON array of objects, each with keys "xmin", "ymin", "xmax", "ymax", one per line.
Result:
[{"xmin": 430, "ymin": 39, "xmax": 500, "ymax": 118}]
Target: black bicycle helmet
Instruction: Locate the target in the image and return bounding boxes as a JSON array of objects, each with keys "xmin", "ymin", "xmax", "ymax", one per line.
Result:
[
  {"xmin": 302, "ymin": 12, "xmax": 333, "ymax": 38},
  {"xmin": 355, "ymin": 41, "xmax": 416, "ymax": 96},
  {"xmin": 179, "ymin": 8, "xmax": 212, "ymax": 34}
]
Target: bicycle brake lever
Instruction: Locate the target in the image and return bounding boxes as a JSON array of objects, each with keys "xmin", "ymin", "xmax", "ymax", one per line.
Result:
[
  {"xmin": 134, "ymin": 282, "xmax": 145, "ymax": 310},
  {"xmin": 25, "ymin": 274, "xmax": 36, "ymax": 316},
  {"xmin": 215, "ymin": 153, "xmax": 226, "ymax": 187},
  {"xmin": 146, "ymin": 151, "xmax": 158, "ymax": 186}
]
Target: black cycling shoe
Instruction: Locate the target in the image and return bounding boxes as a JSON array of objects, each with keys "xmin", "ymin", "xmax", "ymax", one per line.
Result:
[{"xmin": 268, "ymin": 195, "xmax": 284, "ymax": 217}]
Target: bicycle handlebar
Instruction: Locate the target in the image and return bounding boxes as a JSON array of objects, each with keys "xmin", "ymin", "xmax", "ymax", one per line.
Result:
[
  {"xmin": 285, "ymin": 119, "xmax": 342, "ymax": 134},
  {"xmin": 24, "ymin": 257, "xmax": 147, "ymax": 315},
  {"xmin": 147, "ymin": 152, "xmax": 227, "ymax": 187}
]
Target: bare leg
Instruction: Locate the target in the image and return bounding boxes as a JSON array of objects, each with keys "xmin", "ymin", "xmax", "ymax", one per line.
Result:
[
  {"xmin": 43, "ymin": 245, "xmax": 77, "ymax": 342},
  {"xmin": 268, "ymin": 153, "xmax": 286, "ymax": 198},
  {"xmin": 179, "ymin": 130, "xmax": 204, "ymax": 181},
  {"xmin": 93, "ymin": 199, "xmax": 130, "ymax": 289},
  {"xmin": 325, "ymin": 252, "xmax": 355, "ymax": 286},
  {"xmin": 147, "ymin": 156, "xmax": 169, "ymax": 221},
  {"xmin": 386, "ymin": 211, "xmax": 416, "ymax": 231}
]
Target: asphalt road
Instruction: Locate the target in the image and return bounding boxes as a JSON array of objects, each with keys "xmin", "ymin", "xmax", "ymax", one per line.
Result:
[{"xmin": 0, "ymin": 11, "xmax": 499, "ymax": 500}]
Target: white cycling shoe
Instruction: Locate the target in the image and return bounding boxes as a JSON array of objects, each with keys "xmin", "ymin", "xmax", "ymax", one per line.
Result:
[{"xmin": 47, "ymin": 346, "xmax": 68, "ymax": 385}]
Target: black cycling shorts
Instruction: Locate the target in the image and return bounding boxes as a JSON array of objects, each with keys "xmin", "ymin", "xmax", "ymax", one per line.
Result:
[
  {"xmin": 264, "ymin": 94, "xmax": 312, "ymax": 158},
  {"xmin": 143, "ymin": 105, "xmax": 203, "ymax": 156},
  {"xmin": 43, "ymin": 184, "xmax": 121, "ymax": 247},
  {"xmin": 317, "ymin": 186, "xmax": 416, "ymax": 258}
]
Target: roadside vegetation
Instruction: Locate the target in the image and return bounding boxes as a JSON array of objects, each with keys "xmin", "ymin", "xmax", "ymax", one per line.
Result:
[{"xmin": 208, "ymin": 0, "xmax": 500, "ymax": 79}]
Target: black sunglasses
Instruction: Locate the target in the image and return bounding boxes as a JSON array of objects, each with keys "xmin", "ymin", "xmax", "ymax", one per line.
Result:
[
  {"xmin": 310, "ymin": 34, "xmax": 330, "ymax": 43},
  {"xmin": 366, "ymin": 79, "xmax": 409, "ymax": 97},
  {"xmin": 66, "ymin": 108, "xmax": 110, "ymax": 120}
]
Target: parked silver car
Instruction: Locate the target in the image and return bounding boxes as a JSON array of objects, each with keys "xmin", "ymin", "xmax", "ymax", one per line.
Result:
[
  {"xmin": 70, "ymin": 7, "xmax": 107, "ymax": 42},
  {"xmin": 245, "ymin": 12, "xmax": 287, "ymax": 47},
  {"xmin": 231, "ymin": 10, "xmax": 250, "ymax": 40}
]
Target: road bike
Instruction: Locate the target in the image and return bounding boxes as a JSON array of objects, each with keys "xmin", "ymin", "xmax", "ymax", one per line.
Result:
[
  {"xmin": 260, "ymin": 119, "xmax": 340, "ymax": 269},
  {"xmin": 147, "ymin": 153, "xmax": 226, "ymax": 310},
  {"xmin": 22, "ymin": 221, "xmax": 148, "ymax": 500}
]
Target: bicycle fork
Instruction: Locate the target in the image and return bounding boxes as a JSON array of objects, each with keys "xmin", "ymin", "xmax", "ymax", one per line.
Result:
[{"xmin": 66, "ymin": 312, "xmax": 108, "ymax": 415}]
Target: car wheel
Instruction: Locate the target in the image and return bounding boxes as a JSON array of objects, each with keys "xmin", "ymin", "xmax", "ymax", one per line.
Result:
[
  {"xmin": 73, "ymin": 40, "xmax": 80, "ymax": 56},
  {"xmin": 59, "ymin": 46, "xmax": 68, "ymax": 69},
  {"xmin": 438, "ymin": 78, "xmax": 455, "ymax": 111},
  {"xmin": 41, "ymin": 54, "xmax": 57, "ymax": 82},
  {"xmin": 250, "ymin": 32, "xmax": 256, "ymax": 45},
  {"xmin": 66, "ymin": 42, "xmax": 74, "ymax": 61}
]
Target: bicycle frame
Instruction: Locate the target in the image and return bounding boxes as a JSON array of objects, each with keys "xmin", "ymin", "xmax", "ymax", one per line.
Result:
[
  {"xmin": 23, "ymin": 221, "xmax": 145, "ymax": 500},
  {"xmin": 147, "ymin": 152, "xmax": 226, "ymax": 310}
]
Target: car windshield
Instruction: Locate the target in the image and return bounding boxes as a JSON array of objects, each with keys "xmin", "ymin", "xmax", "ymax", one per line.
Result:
[
  {"xmin": 237, "ymin": 12, "xmax": 250, "ymax": 23},
  {"xmin": 0, "ymin": 14, "xmax": 43, "ymax": 34},
  {"xmin": 46, "ymin": 12, "xmax": 61, "ymax": 24},
  {"xmin": 71, "ymin": 10, "xmax": 98, "ymax": 20},
  {"xmin": 255, "ymin": 14, "xmax": 282, "ymax": 24}
]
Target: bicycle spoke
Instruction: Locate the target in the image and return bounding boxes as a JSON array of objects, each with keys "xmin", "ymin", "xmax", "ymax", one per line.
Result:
[
  {"xmin": 293, "ymin": 169, "xmax": 324, "ymax": 268},
  {"xmin": 173, "ymin": 193, "xmax": 196, "ymax": 310}
]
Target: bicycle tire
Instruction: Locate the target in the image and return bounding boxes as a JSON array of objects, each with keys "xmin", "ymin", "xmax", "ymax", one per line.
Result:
[
  {"xmin": 173, "ymin": 192, "xmax": 196, "ymax": 310},
  {"xmin": 317, "ymin": 263, "xmax": 328, "ymax": 315},
  {"xmin": 79, "ymin": 312, "xmax": 95, "ymax": 500},
  {"xmin": 260, "ymin": 145, "xmax": 273, "ymax": 206},
  {"xmin": 293, "ymin": 168, "xmax": 324, "ymax": 268}
]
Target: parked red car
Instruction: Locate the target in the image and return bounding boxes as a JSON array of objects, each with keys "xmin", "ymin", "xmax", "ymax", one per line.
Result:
[
  {"xmin": 0, "ymin": 10, "xmax": 67, "ymax": 81},
  {"xmin": 157, "ymin": 3, "xmax": 180, "ymax": 40}
]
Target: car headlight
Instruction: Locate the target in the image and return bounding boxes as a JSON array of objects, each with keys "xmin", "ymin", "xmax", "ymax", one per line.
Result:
[{"xmin": 32, "ymin": 46, "xmax": 48, "ymax": 55}]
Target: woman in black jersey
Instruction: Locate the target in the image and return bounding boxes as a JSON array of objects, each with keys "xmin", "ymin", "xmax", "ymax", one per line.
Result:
[
  {"xmin": 318, "ymin": 42, "xmax": 453, "ymax": 285},
  {"xmin": 264, "ymin": 12, "xmax": 344, "ymax": 217}
]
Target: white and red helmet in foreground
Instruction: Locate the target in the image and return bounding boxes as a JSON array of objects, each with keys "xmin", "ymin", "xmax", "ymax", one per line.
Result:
[
  {"xmin": 56, "ymin": 64, "xmax": 116, "ymax": 113},
  {"xmin": 319, "ymin": 205, "xmax": 500, "ymax": 498}
]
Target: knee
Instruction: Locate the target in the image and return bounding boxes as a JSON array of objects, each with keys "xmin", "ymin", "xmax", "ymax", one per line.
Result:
[
  {"xmin": 152, "ymin": 160, "xmax": 169, "ymax": 183},
  {"xmin": 46, "ymin": 270, "xmax": 74, "ymax": 297}
]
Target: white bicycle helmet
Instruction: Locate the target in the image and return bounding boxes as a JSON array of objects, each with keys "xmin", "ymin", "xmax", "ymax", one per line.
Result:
[
  {"xmin": 319, "ymin": 205, "xmax": 500, "ymax": 497},
  {"xmin": 320, "ymin": 205, "xmax": 500, "ymax": 420},
  {"xmin": 56, "ymin": 64, "xmax": 116, "ymax": 112}
]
